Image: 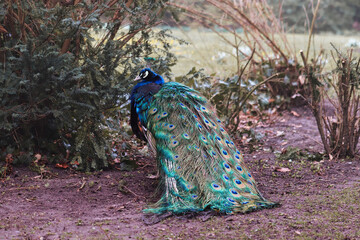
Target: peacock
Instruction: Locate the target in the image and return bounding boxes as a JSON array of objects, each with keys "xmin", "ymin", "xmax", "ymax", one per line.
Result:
[{"xmin": 130, "ymin": 68, "xmax": 278, "ymax": 214}]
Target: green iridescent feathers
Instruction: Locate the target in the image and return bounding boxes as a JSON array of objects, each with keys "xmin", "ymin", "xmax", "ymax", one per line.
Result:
[{"xmin": 143, "ymin": 82, "xmax": 278, "ymax": 214}]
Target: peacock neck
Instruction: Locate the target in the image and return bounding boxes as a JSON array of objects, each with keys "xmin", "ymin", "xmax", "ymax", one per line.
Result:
[{"xmin": 132, "ymin": 75, "xmax": 165, "ymax": 92}]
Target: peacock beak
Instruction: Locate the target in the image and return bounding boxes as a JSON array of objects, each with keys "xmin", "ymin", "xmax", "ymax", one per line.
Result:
[{"xmin": 134, "ymin": 75, "xmax": 141, "ymax": 81}]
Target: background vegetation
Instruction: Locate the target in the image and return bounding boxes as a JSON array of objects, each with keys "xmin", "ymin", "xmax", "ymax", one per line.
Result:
[
  {"xmin": 170, "ymin": 0, "xmax": 360, "ymax": 34},
  {"xmin": 0, "ymin": 0, "xmax": 177, "ymax": 171},
  {"xmin": 1, "ymin": 0, "xmax": 360, "ymax": 173}
]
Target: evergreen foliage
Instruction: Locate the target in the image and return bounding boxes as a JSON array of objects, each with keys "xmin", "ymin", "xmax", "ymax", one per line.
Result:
[{"xmin": 0, "ymin": 0, "xmax": 176, "ymax": 171}]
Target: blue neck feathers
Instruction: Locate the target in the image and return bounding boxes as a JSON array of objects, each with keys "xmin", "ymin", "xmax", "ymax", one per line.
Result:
[{"xmin": 132, "ymin": 74, "xmax": 164, "ymax": 94}]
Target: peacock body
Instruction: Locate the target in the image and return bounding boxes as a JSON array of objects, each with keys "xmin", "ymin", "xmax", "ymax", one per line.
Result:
[{"xmin": 130, "ymin": 68, "xmax": 278, "ymax": 214}]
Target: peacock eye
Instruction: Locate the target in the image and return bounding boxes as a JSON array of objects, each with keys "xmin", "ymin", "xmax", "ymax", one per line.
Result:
[{"xmin": 143, "ymin": 71, "xmax": 149, "ymax": 78}]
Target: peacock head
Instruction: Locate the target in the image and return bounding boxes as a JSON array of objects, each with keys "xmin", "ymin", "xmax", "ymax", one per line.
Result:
[
  {"xmin": 134, "ymin": 68, "xmax": 164, "ymax": 85},
  {"xmin": 135, "ymin": 68, "xmax": 156, "ymax": 81}
]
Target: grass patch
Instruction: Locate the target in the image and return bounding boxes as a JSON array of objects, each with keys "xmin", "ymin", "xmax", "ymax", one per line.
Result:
[{"xmin": 169, "ymin": 29, "xmax": 360, "ymax": 77}]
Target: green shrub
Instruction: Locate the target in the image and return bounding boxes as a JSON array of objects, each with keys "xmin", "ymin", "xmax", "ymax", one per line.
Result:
[
  {"xmin": 0, "ymin": 0, "xmax": 176, "ymax": 171},
  {"xmin": 175, "ymin": 66, "xmax": 279, "ymax": 133}
]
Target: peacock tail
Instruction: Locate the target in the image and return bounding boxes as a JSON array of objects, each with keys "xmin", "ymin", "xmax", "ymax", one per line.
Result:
[{"xmin": 130, "ymin": 69, "xmax": 279, "ymax": 214}]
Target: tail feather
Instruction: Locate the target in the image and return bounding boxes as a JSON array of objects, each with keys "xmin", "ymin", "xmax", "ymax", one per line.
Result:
[{"xmin": 144, "ymin": 82, "xmax": 278, "ymax": 214}]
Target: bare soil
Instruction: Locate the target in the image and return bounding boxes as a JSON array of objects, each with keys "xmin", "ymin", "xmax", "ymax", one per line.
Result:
[{"xmin": 1, "ymin": 106, "xmax": 360, "ymax": 240}]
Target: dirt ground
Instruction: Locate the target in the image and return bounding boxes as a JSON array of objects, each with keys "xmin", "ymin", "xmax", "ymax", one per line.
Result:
[{"xmin": 1, "ymin": 106, "xmax": 360, "ymax": 240}]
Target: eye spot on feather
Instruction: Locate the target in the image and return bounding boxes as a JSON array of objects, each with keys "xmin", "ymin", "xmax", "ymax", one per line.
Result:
[
  {"xmin": 223, "ymin": 174, "xmax": 229, "ymax": 181},
  {"xmin": 236, "ymin": 150, "xmax": 241, "ymax": 154},
  {"xmin": 201, "ymin": 106, "xmax": 206, "ymax": 111},
  {"xmin": 220, "ymin": 128, "xmax": 225, "ymax": 132},
  {"xmin": 247, "ymin": 180, "xmax": 253, "ymax": 185},
  {"xmin": 171, "ymin": 135, "xmax": 176, "ymax": 139},
  {"xmin": 223, "ymin": 161, "xmax": 232, "ymax": 173},
  {"xmin": 248, "ymin": 173, "xmax": 252, "ymax": 178},
  {"xmin": 200, "ymin": 135, "xmax": 208, "ymax": 144},
  {"xmin": 177, "ymin": 166, "xmax": 181, "ymax": 169},
  {"xmin": 191, "ymin": 194, "xmax": 198, "ymax": 199},
  {"xmin": 234, "ymin": 179, "xmax": 245, "ymax": 189},
  {"xmin": 211, "ymin": 151, "xmax": 216, "ymax": 156},
  {"xmin": 242, "ymin": 201, "xmax": 249, "ymax": 205},
  {"xmin": 235, "ymin": 154, "xmax": 240, "ymax": 160},
  {"xmin": 179, "ymin": 102, "xmax": 186, "ymax": 109},
  {"xmin": 168, "ymin": 124, "xmax": 175, "ymax": 131},
  {"xmin": 174, "ymin": 155, "xmax": 179, "ymax": 159},
  {"xmin": 204, "ymin": 118, "xmax": 212, "ymax": 127},
  {"xmin": 223, "ymin": 162, "xmax": 230, "ymax": 169},
  {"xmin": 228, "ymin": 197, "xmax": 235, "ymax": 203},
  {"xmin": 221, "ymin": 149, "xmax": 231, "ymax": 160},
  {"xmin": 212, "ymin": 183, "xmax": 222, "ymax": 191},
  {"xmin": 197, "ymin": 122, "xmax": 203, "ymax": 130},
  {"xmin": 162, "ymin": 112, "xmax": 168, "ymax": 117},
  {"xmin": 217, "ymin": 119, "xmax": 221, "ymax": 123},
  {"xmin": 150, "ymin": 108, "xmax": 158, "ymax": 114},
  {"xmin": 225, "ymin": 140, "xmax": 230, "ymax": 144},
  {"xmin": 193, "ymin": 114, "xmax": 198, "ymax": 119},
  {"xmin": 171, "ymin": 140, "xmax": 179, "ymax": 147},
  {"xmin": 216, "ymin": 136, "xmax": 221, "ymax": 141},
  {"xmin": 230, "ymin": 141, "xmax": 234, "ymax": 145},
  {"xmin": 236, "ymin": 165, "xmax": 243, "ymax": 172},
  {"xmin": 183, "ymin": 133, "xmax": 190, "ymax": 139},
  {"xmin": 195, "ymin": 106, "xmax": 201, "ymax": 111},
  {"xmin": 230, "ymin": 189, "xmax": 239, "ymax": 195}
]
